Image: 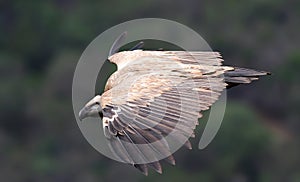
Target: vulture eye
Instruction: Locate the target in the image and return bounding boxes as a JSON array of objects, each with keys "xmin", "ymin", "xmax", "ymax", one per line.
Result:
[
  {"xmin": 99, "ymin": 111, "xmax": 103, "ymax": 118},
  {"xmin": 95, "ymin": 102, "xmax": 100, "ymax": 105}
]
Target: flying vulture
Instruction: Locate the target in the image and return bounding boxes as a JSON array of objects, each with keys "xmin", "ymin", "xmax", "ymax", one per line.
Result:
[{"xmin": 79, "ymin": 32, "xmax": 269, "ymax": 175}]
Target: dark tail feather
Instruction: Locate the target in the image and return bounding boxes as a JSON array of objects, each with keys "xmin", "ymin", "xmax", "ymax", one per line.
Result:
[{"xmin": 224, "ymin": 67, "xmax": 270, "ymax": 88}]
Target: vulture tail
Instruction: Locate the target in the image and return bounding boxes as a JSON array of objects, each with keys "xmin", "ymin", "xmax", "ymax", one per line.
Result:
[{"xmin": 224, "ymin": 67, "xmax": 270, "ymax": 88}]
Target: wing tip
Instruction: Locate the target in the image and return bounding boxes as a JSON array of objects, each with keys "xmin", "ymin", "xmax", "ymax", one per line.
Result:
[
  {"xmin": 134, "ymin": 164, "xmax": 149, "ymax": 176},
  {"xmin": 149, "ymin": 162, "xmax": 163, "ymax": 174}
]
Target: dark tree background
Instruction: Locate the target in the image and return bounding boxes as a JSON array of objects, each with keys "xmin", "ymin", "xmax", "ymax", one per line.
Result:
[{"xmin": 0, "ymin": 0, "xmax": 299, "ymax": 181}]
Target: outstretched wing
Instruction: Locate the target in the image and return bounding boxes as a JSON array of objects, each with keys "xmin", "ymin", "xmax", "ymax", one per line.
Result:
[{"xmin": 100, "ymin": 51, "xmax": 229, "ymax": 175}]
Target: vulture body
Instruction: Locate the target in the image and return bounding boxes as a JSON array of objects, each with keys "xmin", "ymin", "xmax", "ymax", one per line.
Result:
[{"xmin": 79, "ymin": 36, "xmax": 269, "ymax": 175}]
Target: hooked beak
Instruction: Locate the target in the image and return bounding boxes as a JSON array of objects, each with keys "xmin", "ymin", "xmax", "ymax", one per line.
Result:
[
  {"xmin": 78, "ymin": 104, "xmax": 101, "ymax": 121},
  {"xmin": 79, "ymin": 107, "xmax": 88, "ymax": 121}
]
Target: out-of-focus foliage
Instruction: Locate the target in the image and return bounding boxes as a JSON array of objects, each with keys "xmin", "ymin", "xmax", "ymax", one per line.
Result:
[{"xmin": 0, "ymin": 0, "xmax": 299, "ymax": 182}]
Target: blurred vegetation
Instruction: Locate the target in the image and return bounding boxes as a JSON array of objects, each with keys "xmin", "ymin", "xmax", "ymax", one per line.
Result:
[{"xmin": 0, "ymin": 0, "xmax": 299, "ymax": 182}]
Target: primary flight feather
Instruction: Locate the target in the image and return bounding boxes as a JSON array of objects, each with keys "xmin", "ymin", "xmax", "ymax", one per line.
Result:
[{"xmin": 79, "ymin": 33, "xmax": 269, "ymax": 175}]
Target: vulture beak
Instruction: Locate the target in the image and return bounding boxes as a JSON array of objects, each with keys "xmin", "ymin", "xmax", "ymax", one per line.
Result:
[
  {"xmin": 79, "ymin": 107, "xmax": 89, "ymax": 121},
  {"xmin": 78, "ymin": 104, "xmax": 101, "ymax": 121}
]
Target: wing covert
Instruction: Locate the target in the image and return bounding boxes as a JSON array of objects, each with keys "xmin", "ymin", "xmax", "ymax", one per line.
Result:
[{"xmin": 101, "ymin": 51, "xmax": 228, "ymax": 174}]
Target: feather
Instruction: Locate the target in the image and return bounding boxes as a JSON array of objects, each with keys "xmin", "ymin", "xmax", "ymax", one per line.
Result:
[{"xmin": 85, "ymin": 49, "xmax": 269, "ymax": 175}]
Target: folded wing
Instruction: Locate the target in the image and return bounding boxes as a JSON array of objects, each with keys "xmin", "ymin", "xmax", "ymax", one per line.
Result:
[{"xmin": 99, "ymin": 51, "xmax": 229, "ymax": 175}]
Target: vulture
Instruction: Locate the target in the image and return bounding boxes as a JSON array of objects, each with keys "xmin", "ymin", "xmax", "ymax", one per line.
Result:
[{"xmin": 79, "ymin": 32, "xmax": 269, "ymax": 175}]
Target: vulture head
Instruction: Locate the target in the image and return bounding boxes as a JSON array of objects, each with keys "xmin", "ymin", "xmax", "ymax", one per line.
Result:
[{"xmin": 79, "ymin": 95, "xmax": 102, "ymax": 120}]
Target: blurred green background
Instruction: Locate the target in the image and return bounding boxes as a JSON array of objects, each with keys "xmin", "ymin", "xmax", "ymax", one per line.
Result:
[{"xmin": 1, "ymin": 0, "xmax": 299, "ymax": 182}]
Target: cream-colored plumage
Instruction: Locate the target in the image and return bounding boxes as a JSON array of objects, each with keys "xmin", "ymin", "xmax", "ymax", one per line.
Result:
[
  {"xmin": 101, "ymin": 50, "xmax": 230, "ymax": 107},
  {"xmin": 79, "ymin": 45, "xmax": 269, "ymax": 175}
]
